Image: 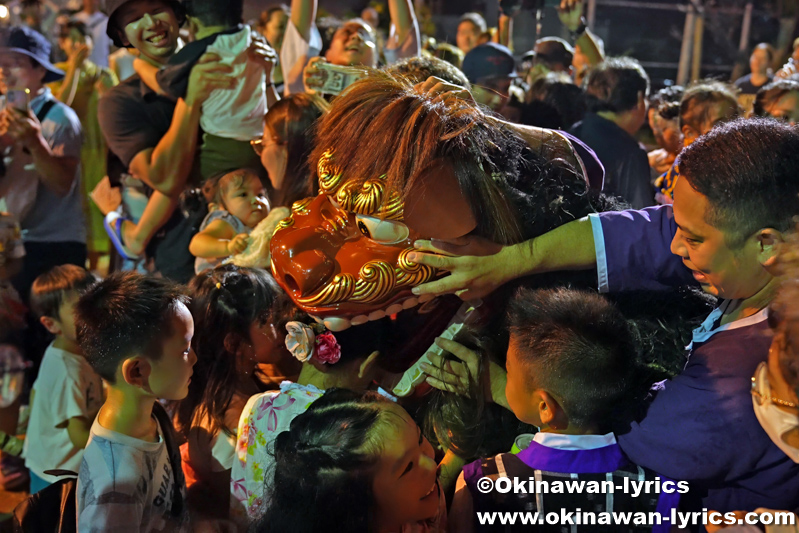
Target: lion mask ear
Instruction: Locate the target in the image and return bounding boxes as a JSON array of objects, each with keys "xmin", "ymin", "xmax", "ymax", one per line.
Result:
[{"xmin": 403, "ymin": 160, "xmax": 477, "ymax": 241}]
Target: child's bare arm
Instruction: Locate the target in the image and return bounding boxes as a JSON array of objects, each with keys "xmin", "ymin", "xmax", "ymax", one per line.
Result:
[
  {"xmin": 133, "ymin": 57, "xmax": 166, "ymax": 96},
  {"xmin": 66, "ymin": 416, "xmax": 92, "ymax": 449},
  {"xmin": 189, "ymin": 219, "xmax": 244, "ymax": 259}
]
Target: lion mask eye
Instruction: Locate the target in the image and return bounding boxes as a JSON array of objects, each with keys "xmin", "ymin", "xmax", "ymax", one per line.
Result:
[{"xmin": 355, "ymin": 214, "xmax": 409, "ymax": 244}]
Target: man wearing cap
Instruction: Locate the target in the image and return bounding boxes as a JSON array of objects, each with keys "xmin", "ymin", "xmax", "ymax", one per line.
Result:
[
  {"xmin": 461, "ymin": 42, "xmax": 521, "ymax": 117},
  {"xmin": 0, "ymin": 25, "xmax": 86, "ymax": 300},
  {"xmin": 97, "ymin": 0, "xmax": 234, "ymax": 282}
]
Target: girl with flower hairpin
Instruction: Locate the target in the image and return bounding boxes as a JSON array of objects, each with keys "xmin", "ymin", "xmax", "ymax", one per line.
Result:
[
  {"xmin": 174, "ymin": 264, "xmax": 300, "ymax": 520},
  {"xmin": 230, "ymin": 319, "xmax": 393, "ymax": 526}
]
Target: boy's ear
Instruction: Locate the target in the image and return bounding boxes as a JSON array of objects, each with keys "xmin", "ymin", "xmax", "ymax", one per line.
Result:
[
  {"xmin": 538, "ymin": 391, "xmax": 568, "ymax": 430},
  {"xmin": 758, "ymin": 228, "xmax": 785, "ymax": 269},
  {"xmin": 121, "ymin": 356, "xmax": 152, "ymax": 388},
  {"xmin": 39, "ymin": 316, "xmax": 62, "ymax": 336}
]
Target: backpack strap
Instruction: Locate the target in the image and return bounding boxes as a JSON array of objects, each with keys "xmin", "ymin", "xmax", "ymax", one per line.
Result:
[
  {"xmin": 152, "ymin": 402, "xmax": 185, "ymax": 518},
  {"xmin": 35, "ymin": 99, "xmax": 56, "ymax": 123}
]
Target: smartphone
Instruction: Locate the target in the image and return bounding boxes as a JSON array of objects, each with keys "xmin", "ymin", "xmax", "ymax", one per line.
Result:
[
  {"xmin": 5, "ymin": 88, "xmax": 30, "ymax": 113},
  {"xmin": 315, "ymin": 63, "xmax": 368, "ymax": 96}
]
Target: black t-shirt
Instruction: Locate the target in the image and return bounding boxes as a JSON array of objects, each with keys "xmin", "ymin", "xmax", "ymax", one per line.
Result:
[
  {"xmin": 569, "ymin": 112, "xmax": 653, "ymax": 209},
  {"xmin": 734, "ymin": 73, "xmax": 773, "ymax": 95},
  {"xmin": 98, "ymin": 75, "xmax": 179, "ymax": 168}
]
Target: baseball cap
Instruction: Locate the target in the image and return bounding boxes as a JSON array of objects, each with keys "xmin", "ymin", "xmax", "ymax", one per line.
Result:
[{"xmin": 462, "ymin": 42, "xmax": 517, "ymax": 83}]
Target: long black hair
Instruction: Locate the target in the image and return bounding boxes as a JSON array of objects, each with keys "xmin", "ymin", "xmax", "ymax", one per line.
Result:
[{"xmin": 177, "ymin": 265, "xmax": 296, "ymax": 438}]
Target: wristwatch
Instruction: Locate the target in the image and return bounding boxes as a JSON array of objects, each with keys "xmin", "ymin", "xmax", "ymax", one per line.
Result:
[{"xmin": 570, "ymin": 17, "xmax": 588, "ymax": 40}]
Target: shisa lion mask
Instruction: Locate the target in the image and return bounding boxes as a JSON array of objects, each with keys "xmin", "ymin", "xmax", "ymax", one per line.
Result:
[{"xmin": 270, "ymin": 150, "xmax": 457, "ymax": 332}]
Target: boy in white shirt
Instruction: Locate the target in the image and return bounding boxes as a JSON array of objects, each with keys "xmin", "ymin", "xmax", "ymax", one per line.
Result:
[
  {"xmin": 23, "ymin": 264, "xmax": 102, "ymax": 494},
  {"xmin": 74, "ymin": 272, "xmax": 196, "ymax": 531}
]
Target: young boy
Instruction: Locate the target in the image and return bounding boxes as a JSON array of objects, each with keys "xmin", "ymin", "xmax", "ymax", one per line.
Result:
[
  {"xmin": 450, "ymin": 287, "xmax": 680, "ymax": 533},
  {"xmin": 104, "ymin": 0, "xmax": 276, "ymax": 261},
  {"xmin": 74, "ymin": 272, "xmax": 197, "ymax": 531},
  {"xmin": 23, "ymin": 265, "xmax": 101, "ymax": 495}
]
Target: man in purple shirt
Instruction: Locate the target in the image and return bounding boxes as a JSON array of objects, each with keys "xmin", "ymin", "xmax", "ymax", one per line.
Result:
[{"xmin": 410, "ymin": 118, "xmax": 799, "ymax": 514}]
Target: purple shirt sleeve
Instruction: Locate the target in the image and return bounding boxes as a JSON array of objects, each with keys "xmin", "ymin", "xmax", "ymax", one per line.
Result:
[{"xmin": 589, "ymin": 205, "xmax": 697, "ymax": 293}]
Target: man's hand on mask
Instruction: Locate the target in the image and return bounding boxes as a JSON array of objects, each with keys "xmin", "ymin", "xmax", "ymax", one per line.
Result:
[
  {"xmin": 408, "ymin": 236, "xmax": 516, "ymax": 300},
  {"xmin": 414, "ymin": 76, "xmax": 476, "ymax": 106}
]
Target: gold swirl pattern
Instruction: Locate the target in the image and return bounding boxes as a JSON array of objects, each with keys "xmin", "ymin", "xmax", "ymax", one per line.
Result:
[
  {"xmin": 396, "ymin": 248, "xmax": 437, "ymax": 287},
  {"xmin": 291, "ymin": 197, "xmax": 313, "ymax": 215},
  {"xmin": 294, "ymin": 253, "xmax": 438, "ymax": 309},
  {"xmin": 318, "ymin": 150, "xmax": 404, "ymax": 220},
  {"xmin": 272, "ymin": 215, "xmax": 295, "ymax": 236},
  {"xmin": 332, "ymin": 178, "xmax": 404, "ymax": 221},
  {"xmin": 351, "ymin": 261, "xmax": 396, "ymax": 303},
  {"xmin": 352, "ymin": 180, "xmax": 384, "ymax": 215},
  {"xmin": 318, "ymin": 150, "xmax": 343, "ymax": 193},
  {"xmin": 296, "ymin": 273, "xmax": 357, "ymax": 306}
]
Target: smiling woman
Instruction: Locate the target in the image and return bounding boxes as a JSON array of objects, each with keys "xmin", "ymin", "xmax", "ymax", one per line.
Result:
[{"xmin": 252, "ymin": 389, "xmax": 445, "ymax": 533}]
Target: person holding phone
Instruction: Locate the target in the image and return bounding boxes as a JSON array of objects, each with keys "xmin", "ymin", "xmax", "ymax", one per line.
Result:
[{"xmin": 0, "ymin": 25, "xmax": 86, "ymax": 304}]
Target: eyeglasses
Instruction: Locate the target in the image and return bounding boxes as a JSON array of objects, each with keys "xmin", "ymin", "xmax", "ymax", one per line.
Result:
[
  {"xmin": 250, "ymin": 138, "xmax": 263, "ymax": 156},
  {"xmin": 751, "ymin": 361, "xmax": 798, "ymax": 409}
]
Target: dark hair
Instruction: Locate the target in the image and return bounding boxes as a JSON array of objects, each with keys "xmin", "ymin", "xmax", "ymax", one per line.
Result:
[
  {"xmin": 678, "ymin": 117, "xmax": 799, "ymax": 247},
  {"xmin": 523, "ymin": 75, "xmax": 587, "ymax": 129},
  {"xmin": 30, "ymin": 264, "xmax": 97, "ymax": 319},
  {"xmin": 257, "ymin": 4, "xmax": 289, "ymax": 31},
  {"xmin": 458, "ymin": 12, "xmax": 487, "ymax": 33},
  {"xmin": 177, "ymin": 265, "xmax": 294, "ymax": 438},
  {"xmin": 58, "ymin": 19, "xmax": 88, "ymax": 39},
  {"xmin": 264, "ymin": 93, "xmax": 327, "ymax": 207},
  {"xmin": 384, "ymin": 56, "xmax": 470, "ymax": 87},
  {"xmin": 679, "ymin": 80, "xmax": 741, "ymax": 131},
  {"xmin": 74, "ymin": 272, "xmax": 188, "ymax": 383},
  {"xmin": 649, "ymin": 85, "xmax": 684, "ymax": 121},
  {"xmin": 584, "ymin": 57, "xmax": 650, "ymax": 114},
  {"xmin": 506, "ymin": 287, "xmax": 644, "ymax": 432},
  {"xmin": 254, "ymin": 389, "xmax": 397, "ymax": 532},
  {"xmin": 183, "ymin": 0, "xmax": 242, "ymax": 27},
  {"xmin": 310, "ymin": 71, "xmax": 524, "ymax": 245},
  {"xmin": 754, "ymin": 79, "xmax": 799, "ymax": 119}
]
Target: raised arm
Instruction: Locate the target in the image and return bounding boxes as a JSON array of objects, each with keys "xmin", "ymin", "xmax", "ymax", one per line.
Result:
[
  {"xmin": 559, "ymin": 0, "xmax": 603, "ymax": 67},
  {"xmin": 388, "ymin": 0, "xmax": 418, "ymax": 46},
  {"xmin": 290, "ymin": 0, "xmax": 317, "ymax": 42},
  {"xmin": 409, "ymin": 217, "xmax": 596, "ymax": 299}
]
